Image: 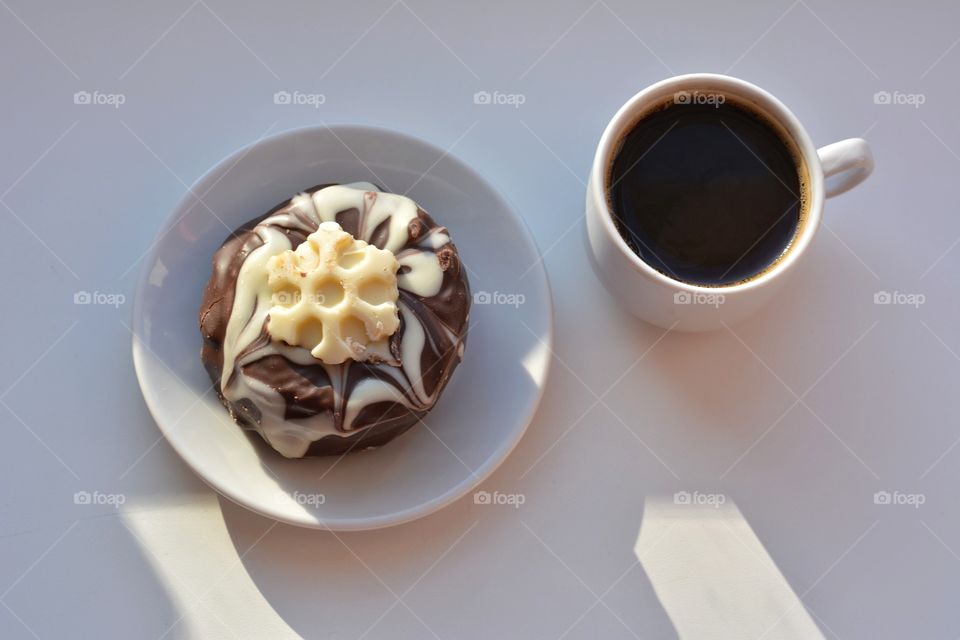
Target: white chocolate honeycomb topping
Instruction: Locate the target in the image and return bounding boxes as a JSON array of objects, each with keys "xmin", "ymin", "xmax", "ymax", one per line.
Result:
[{"xmin": 265, "ymin": 221, "xmax": 400, "ymax": 365}]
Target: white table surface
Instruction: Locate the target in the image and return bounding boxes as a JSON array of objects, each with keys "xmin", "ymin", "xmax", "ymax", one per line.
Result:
[{"xmin": 2, "ymin": 1, "xmax": 958, "ymax": 638}]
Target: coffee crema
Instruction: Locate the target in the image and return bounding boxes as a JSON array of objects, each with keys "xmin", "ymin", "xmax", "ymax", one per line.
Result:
[{"xmin": 607, "ymin": 97, "xmax": 808, "ymax": 286}]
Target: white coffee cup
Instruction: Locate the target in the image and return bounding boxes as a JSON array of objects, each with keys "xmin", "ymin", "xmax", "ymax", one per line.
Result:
[{"xmin": 585, "ymin": 73, "xmax": 873, "ymax": 331}]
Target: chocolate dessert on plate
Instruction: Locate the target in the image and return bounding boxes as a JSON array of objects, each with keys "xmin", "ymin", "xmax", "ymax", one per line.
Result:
[{"xmin": 199, "ymin": 182, "xmax": 470, "ymax": 458}]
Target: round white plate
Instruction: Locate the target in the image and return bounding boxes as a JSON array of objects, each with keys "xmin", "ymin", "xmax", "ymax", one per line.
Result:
[{"xmin": 132, "ymin": 125, "xmax": 553, "ymax": 530}]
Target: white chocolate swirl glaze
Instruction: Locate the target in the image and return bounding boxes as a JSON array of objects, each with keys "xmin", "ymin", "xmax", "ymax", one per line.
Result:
[{"xmin": 199, "ymin": 183, "xmax": 470, "ymax": 458}]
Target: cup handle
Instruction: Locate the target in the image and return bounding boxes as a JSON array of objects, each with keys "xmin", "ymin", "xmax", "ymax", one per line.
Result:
[{"xmin": 817, "ymin": 138, "xmax": 874, "ymax": 199}]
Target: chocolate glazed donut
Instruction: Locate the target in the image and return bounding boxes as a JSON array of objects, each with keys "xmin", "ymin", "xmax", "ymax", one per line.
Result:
[{"xmin": 199, "ymin": 183, "xmax": 470, "ymax": 457}]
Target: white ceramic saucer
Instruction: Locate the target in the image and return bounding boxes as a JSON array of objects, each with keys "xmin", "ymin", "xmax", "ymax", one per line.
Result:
[{"xmin": 131, "ymin": 125, "xmax": 553, "ymax": 530}]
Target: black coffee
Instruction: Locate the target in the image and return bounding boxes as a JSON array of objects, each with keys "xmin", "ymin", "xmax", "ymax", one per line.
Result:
[{"xmin": 608, "ymin": 98, "xmax": 805, "ymax": 286}]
